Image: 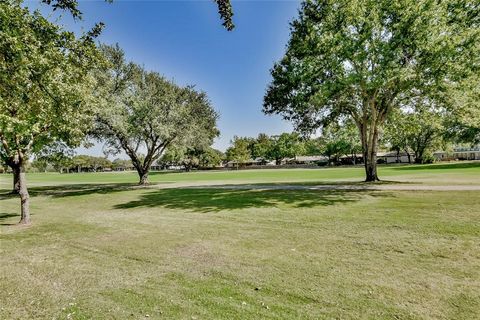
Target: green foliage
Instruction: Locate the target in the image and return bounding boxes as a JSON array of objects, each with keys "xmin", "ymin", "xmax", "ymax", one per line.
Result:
[
  {"xmin": 251, "ymin": 133, "xmax": 272, "ymax": 159},
  {"xmin": 226, "ymin": 136, "xmax": 251, "ymax": 166},
  {"xmin": 0, "ymin": 1, "xmax": 102, "ymax": 167},
  {"xmin": 319, "ymin": 121, "xmax": 362, "ymax": 164},
  {"xmin": 264, "ymin": 0, "xmax": 479, "ymax": 180},
  {"xmin": 159, "ymin": 146, "xmax": 223, "ymax": 171},
  {"xmin": 95, "ymin": 45, "xmax": 219, "ymax": 182},
  {"xmin": 111, "ymin": 158, "xmax": 132, "ymax": 170},
  {"xmin": 267, "ymin": 133, "xmax": 305, "ymax": 164},
  {"xmin": 384, "ymin": 108, "xmax": 445, "ymax": 164}
]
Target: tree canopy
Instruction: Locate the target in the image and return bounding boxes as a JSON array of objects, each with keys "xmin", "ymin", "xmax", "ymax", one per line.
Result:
[
  {"xmin": 95, "ymin": 45, "xmax": 219, "ymax": 184},
  {"xmin": 264, "ymin": 0, "xmax": 479, "ymax": 181},
  {"xmin": 0, "ymin": 1, "xmax": 102, "ymax": 223}
]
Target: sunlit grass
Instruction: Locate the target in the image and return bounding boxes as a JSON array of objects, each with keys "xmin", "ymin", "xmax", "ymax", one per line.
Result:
[{"xmin": 1, "ymin": 162, "xmax": 479, "ymax": 319}]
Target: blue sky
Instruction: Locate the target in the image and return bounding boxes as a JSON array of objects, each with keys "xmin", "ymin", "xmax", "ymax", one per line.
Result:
[{"xmin": 28, "ymin": 0, "xmax": 301, "ymax": 155}]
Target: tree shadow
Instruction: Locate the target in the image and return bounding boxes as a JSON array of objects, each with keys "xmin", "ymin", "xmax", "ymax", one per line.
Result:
[
  {"xmin": 0, "ymin": 183, "xmax": 150, "ymax": 200},
  {"xmin": 114, "ymin": 188, "xmax": 390, "ymax": 213},
  {"xmin": 0, "ymin": 212, "xmax": 20, "ymax": 226},
  {"xmin": 392, "ymin": 162, "xmax": 480, "ymax": 171}
]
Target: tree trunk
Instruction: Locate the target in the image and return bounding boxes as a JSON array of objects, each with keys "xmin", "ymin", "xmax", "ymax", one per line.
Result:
[
  {"xmin": 18, "ymin": 163, "xmax": 31, "ymax": 225},
  {"xmin": 138, "ymin": 169, "xmax": 149, "ymax": 185},
  {"xmin": 12, "ymin": 165, "xmax": 20, "ymax": 194},
  {"xmin": 406, "ymin": 151, "xmax": 412, "ymax": 164},
  {"xmin": 359, "ymin": 121, "xmax": 380, "ymax": 182}
]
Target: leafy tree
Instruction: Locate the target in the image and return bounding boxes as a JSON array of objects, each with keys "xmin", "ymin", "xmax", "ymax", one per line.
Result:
[
  {"xmin": 111, "ymin": 158, "xmax": 132, "ymax": 171},
  {"xmin": 31, "ymin": 158, "xmax": 49, "ymax": 173},
  {"xmin": 386, "ymin": 108, "xmax": 445, "ymax": 164},
  {"xmin": 251, "ymin": 133, "xmax": 273, "ymax": 159},
  {"xmin": 198, "ymin": 147, "xmax": 224, "ymax": 168},
  {"xmin": 0, "ymin": 2, "xmax": 101, "ymax": 224},
  {"xmin": 95, "ymin": 45, "xmax": 219, "ymax": 184},
  {"xmin": 267, "ymin": 133, "xmax": 305, "ymax": 165},
  {"xmin": 264, "ymin": 0, "xmax": 479, "ymax": 181},
  {"xmin": 303, "ymin": 138, "xmax": 323, "ymax": 156},
  {"xmin": 226, "ymin": 136, "xmax": 251, "ymax": 168},
  {"xmin": 164, "ymin": 146, "xmax": 224, "ymax": 171},
  {"xmin": 321, "ymin": 121, "xmax": 362, "ymax": 165}
]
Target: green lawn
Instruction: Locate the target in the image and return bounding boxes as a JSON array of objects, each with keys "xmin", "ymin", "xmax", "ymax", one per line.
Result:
[
  {"xmin": 1, "ymin": 163, "xmax": 479, "ymax": 319},
  {"xmin": 1, "ymin": 161, "xmax": 480, "ymax": 188}
]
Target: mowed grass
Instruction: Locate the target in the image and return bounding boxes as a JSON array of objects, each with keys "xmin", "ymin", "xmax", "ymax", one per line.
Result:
[
  {"xmin": 1, "ymin": 162, "xmax": 480, "ymax": 319},
  {"xmin": 1, "ymin": 161, "xmax": 480, "ymax": 188}
]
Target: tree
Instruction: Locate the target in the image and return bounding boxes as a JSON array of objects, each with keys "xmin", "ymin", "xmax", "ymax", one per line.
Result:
[
  {"xmin": 385, "ymin": 108, "xmax": 445, "ymax": 164},
  {"xmin": 264, "ymin": 0, "xmax": 479, "ymax": 181},
  {"xmin": 321, "ymin": 121, "xmax": 362, "ymax": 165},
  {"xmin": 95, "ymin": 45, "xmax": 219, "ymax": 184},
  {"xmin": 41, "ymin": 0, "xmax": 235, "ymax": 30},
  {"xmin": 160, "ymin": 146, "xmax": 222, "ymax": 172},
  {"xmin": 251, "ymin": 133, "xmax": 272, "ymax": 159},
  {"xmin": 267, "ymin": 133, "xmax": 305, "ymax": 165},
  {"xmin": 226, "ymin": 136, "xmax": 251, "ymax": 168},
  {"xmin": 111, "ymin": 158, "xmax": 132, "ymax": 171},
  {"xmin": 198, "ymin": 147, "xmax": 224, "ymax": 168},
  {"xmin": 303, "ymin": 138, "xmax": 323, "ymax": 156},
  {"xmin": 0, "ymin": 2, "xmax": 101, "ymax": 224}
]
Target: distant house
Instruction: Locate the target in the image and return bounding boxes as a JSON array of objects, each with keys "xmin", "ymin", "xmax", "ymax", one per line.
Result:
[
  {"xmin": 434, "ymin": 146, "xmax": 480, "ymax": 161},
  {"xmin": 291, "ymin": 155, "xmax": 328, "ymax": 165},
  {"xmin": 376, "ymin": 151, "xmax": 413, "ymax": 164},
  {"xmin": 225, "ymin": 157, "xmax": 275, "ymax": 168}
]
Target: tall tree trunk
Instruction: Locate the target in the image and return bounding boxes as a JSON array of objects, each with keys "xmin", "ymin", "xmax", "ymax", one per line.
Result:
[
  {"xmin": 18, "ymin": 163, "xmax": 30, "ymax": 225},
  {"xmin": 359, "ymin": 121, "xmax": 380, "ymax": 182}
]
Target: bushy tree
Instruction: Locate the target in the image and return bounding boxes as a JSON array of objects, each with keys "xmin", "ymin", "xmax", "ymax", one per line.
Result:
[
  {"xmin": 226, "ymin": 136, "xmax": 251, "ymax": 168},
  {"xmin": 0, "ymin": 2, "xmax": 101, "ymax": 224},
  {"xmin": 267, "ymin": 133, "xmax": 305, "ymax": 165},
  {"xmin": 385, "ymin": 108, "xmax": 445, "ymax": 163},
  {"xmin": 111, "ymin": 158, "xmax": 132, "ymax": 171},
  {"xmin": 264, "ymin": 0, "xmax": 479, "ymax": 181},
  {"xmin": 251, "ymin": 133, "xmax": 272, "ymax": 159},
  {"xmin": 95, "ymin": 45, "xmax": 219, "ymax": 184},
  {"xmin": 321, "ymin": 121, "xmax": 362, "ymax": 164}
]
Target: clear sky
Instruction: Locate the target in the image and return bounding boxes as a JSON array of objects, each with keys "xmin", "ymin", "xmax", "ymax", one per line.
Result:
[{"xmin": 28, "ymin": 0, "xmax": 302, "ymax": 155}]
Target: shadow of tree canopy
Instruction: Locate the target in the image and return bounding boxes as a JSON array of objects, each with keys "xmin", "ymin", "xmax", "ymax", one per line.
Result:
[
  {"xmin": 114, "ymin": 188, "xmax": 387, "ymax": 213},
  {"xmin": 0, "ymin": 212, "xmax": 20, "ymax": 225},
  {"xmin": 0, "ymin": 183, "xmax": 145, "ymax": 200},
  {"xmin": 392, "ymin": 162, "xmax": 480, "ymax": 171}
]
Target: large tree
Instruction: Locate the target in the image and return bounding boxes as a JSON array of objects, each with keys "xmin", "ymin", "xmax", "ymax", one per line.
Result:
[
  {"xmin": 0, "ymin": 2, "xmax": 101, "ymax": 224},
  {"xmin": 264, "ymin": 0, "xmax": 479, "ymax": 181},
  {"xmin": 95, "ymin": 45, "xmax": 219, "ymax": 184}
]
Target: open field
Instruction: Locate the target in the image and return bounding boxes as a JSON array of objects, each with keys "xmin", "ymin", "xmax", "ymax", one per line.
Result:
[{"xmin": 1, "ymin": 162, "xmax": 480, "ymax": 319}]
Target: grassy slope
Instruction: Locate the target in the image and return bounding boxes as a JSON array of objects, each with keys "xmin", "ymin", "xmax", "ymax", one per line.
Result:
[{"xmin": 1, "ymin": 162, "xmax": 479, "ymax": 319}]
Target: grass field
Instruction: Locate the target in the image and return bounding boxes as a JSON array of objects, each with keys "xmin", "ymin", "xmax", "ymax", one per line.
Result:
[{"xmin": 1, "ymin": 162, "xmax": 479, "ymax": 319}]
